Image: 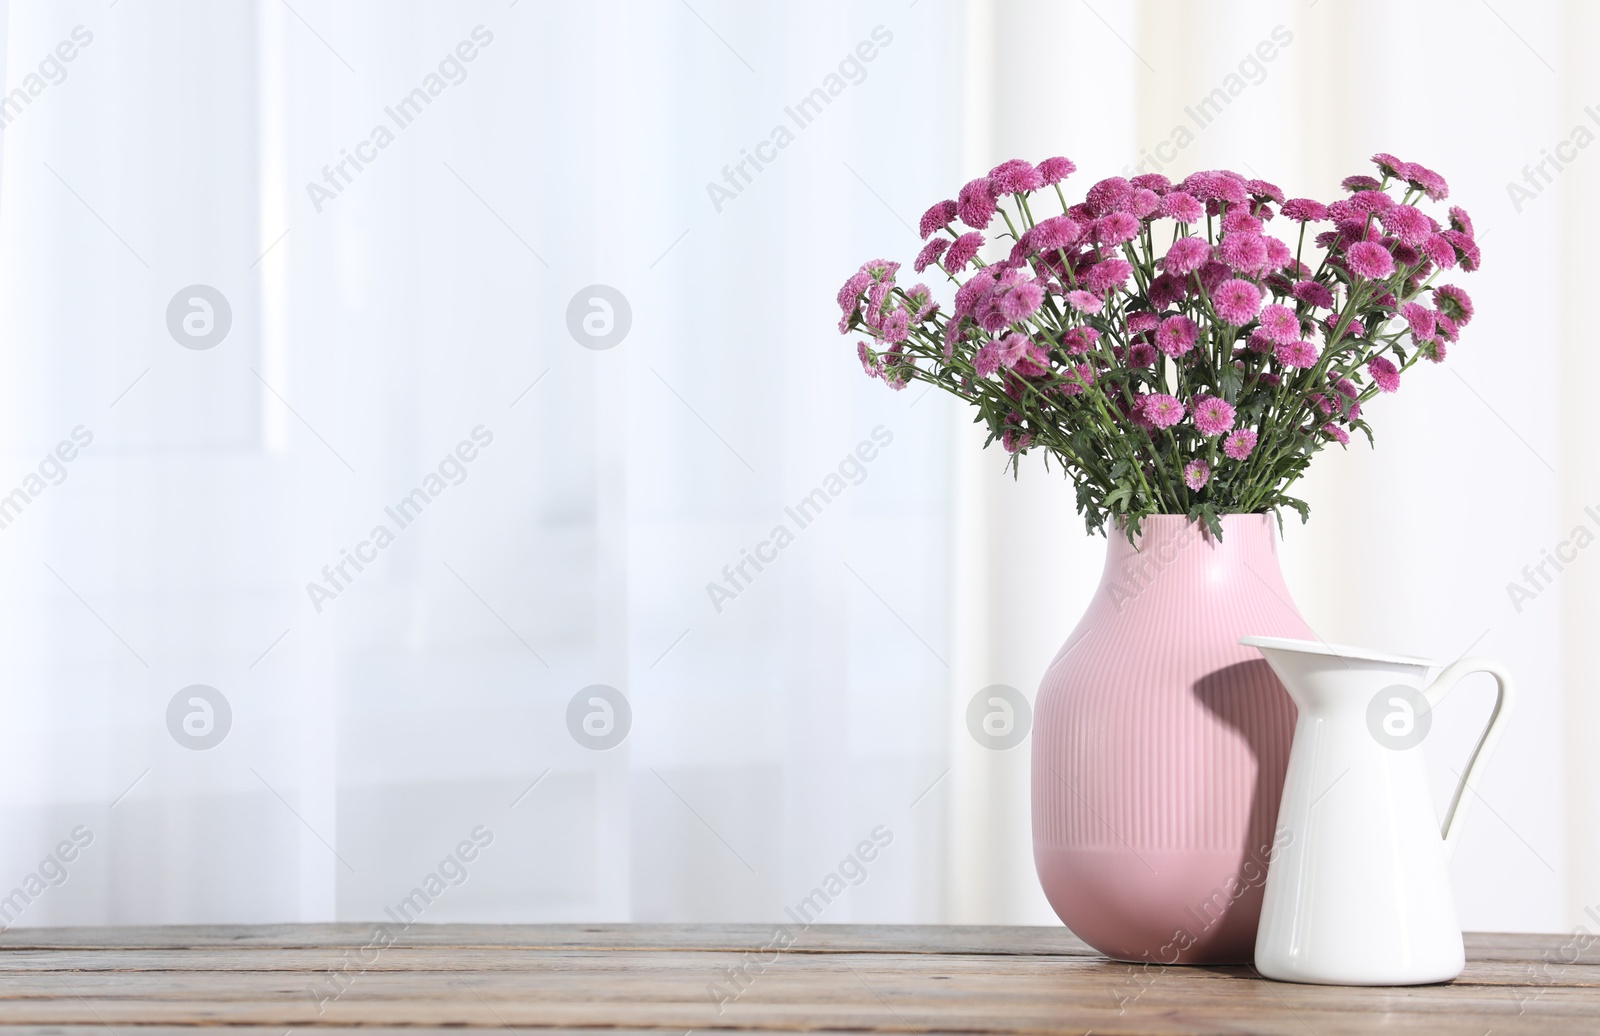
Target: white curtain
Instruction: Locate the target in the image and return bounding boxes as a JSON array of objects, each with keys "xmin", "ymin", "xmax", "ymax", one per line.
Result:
[{"xmin": 0, "ymin": 0, "xmax": 1584, "ymax": 934}]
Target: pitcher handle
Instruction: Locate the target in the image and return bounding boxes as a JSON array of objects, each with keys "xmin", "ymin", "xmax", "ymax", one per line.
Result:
[{"xmin": 1422, "ymin": 658, "xmax": 1516, "ymax": 859}]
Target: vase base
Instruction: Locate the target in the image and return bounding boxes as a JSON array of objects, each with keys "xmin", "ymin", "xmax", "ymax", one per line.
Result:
[{"xmin": 1037, "ymin": 845, "xmax": 1269, "ymax": 966}]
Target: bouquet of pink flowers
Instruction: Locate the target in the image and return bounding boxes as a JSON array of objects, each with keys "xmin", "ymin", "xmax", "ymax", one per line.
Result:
[{"xmin": 837, "ymin": 154, "xmax": 1480, "ymax": 537}]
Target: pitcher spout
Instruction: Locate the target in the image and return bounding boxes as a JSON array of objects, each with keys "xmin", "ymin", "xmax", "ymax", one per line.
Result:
[{"xmin": 1239, "ymin": 636, "xmax": 1438, "ymax": 714}]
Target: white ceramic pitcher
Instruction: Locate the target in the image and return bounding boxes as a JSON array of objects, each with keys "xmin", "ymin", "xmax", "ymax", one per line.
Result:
[{"xmin": 1240, "ymin": 636, "xmax": 1514, "ymax": 985}]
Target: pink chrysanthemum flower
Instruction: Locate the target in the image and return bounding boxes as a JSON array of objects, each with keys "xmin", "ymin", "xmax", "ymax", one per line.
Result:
[
  {"xmin": 857, "ymin": 341, "xmax": 878, "ymax": 377},
  {"xmin": 1262, "ymin": 236, "xmax": 1293, "ymax": 270},
  {"xmin": 992, "ymin": 263, "xmax": 1027, "ymax": 293},
  {"xmin": 1435, "ymin": 314, "xmax": 1459, "ymax": 342},
  {"xmin": 1002, "ymin": 428, "xmax": 1030, "ymax": 452},
  {"xmin": 1434, "ymin": 284, "xmax": 1474, "ymax": 325},
  {"xmin": 1399, "ymin": 301, "xmax": 1437, "ymax": 342},
  {"xmin": 1183, "ymin": 459, "xmax": 1210, "ymax": 491},
  {"xmin": 1274, "ymin": 338, "xmax": 1319, "ymax": 369},
  {"xmin": 996, "ymin": 331, "xmax": 1030, "ymax": 370},
  {"xmin": 1128, "ymin": 342, "xmax": 1157, "ymax": 367},
  {"xmin": 837, "ymin": 270, "xmax": 870, "ymax": 315},
  {"xmin": 1222, "ymin": 211, "xmax": 1264, "ymax": 234},
  {"xmin": 1380, "ymin": 204, "xmax": 1433, "ymax": 246},
  {"xmin": 1094, "ymin": 211, "xmax": 1140, "ymax": 246},
  {"xmin": 1066, "ymin": 289, "xmax": 1102, "ymax": 314},
  {"xmin": 999, "ymin": 281, "xmax": 1044, "ymax": 322},
  {"xmin": 1126, "ymin": 312, "xmax": 1159, "ymax": 335},
  {"xmin": 1321, "ymin": 422, "xmax": 1351, "ymax": 445},
  {"xmin": 879, "ymin": 308, "xmax": 909, "ymax": 343},
  {"xmin": 1192, "ymin": 396, "xmax": 1236, "ymax": 436},
  {"xmin": 1448, "ymin": 205, "xmax": 1475, "ymax": 237},
  {"xmin": 1031, "ymin": 215, "xmax": 1081, "ymax": 252},
  {"xmin": 943, "ymin": 231, "xmax": 984, "ymax": 272},
  {"xmin": 1342, "ymin": 174, "xmax": 1383, "ymax": 193},
  {"xmin": 1218, "ymin": 232, "xmax": 1268, "ymax": 273},
  {"xmin": 1246, "ymin": 327, "xmax": 1275, "ymax": 352},
  {"xmin": 1149, "ymin": 272, "xmax": 1186, "ymax": 308},
  {"xmin": 1441, "ymin": 230, "xmax": 1481, "ymax": 271},
  {"xmin": 1401, "ymin": 162, "xmax": 1449, "ymax": 201},
  {"xmin": 1155, "ymin": 314, "xmax": 1199, "ymax": 357},
  {"xmin": 1326, "ymin": 199, "xmax": 1368, "ymax": 233},
  {"xmin": 989, "ymin": 159, "xmax": 1043, "ymax": 194},
  {"xmin": 1212, "ymin": 278, "xmax": 1262, "ymax": 325},
  {"xmin": 1178, "ymin": 171, "xmax": 1220, "ymax": 200},
  {"xmin": 1159, "ymin": 191, "xmax": 1205, "ymax": 223},
  {"xmin": 1210, "ymin": 174, "xmax": 1248, "ymax": 205},
  {"xmin": 913, "ymin": 236, "xmax": 950, "ymax": 273},
  {"xmin": 1064, "ymin": 326, "xmax": 1100, "ymax": 354},
  {"xmin": 1281, "ymin": 198, "xmax": 1329, "ymax": 222},
  {"xmin": 1343, "ymin": 240, "xmax": 1396, "ymax": 279},
  {"xmin": 976, "ymin": 301, "xmax": 1009, "ymax": 334},
  {"xmin": 1163, "ymin": 236, "xmax": 1212, "ymax": 275},
  {"xmin": 952, "ymin": 267, "xmax": 995, "ymax": 319},
  {"xmin": 1291, "ymin": 280, "xmax": 1335, "ymax": 308},
  {"xmin": 1366, "ymin": 356, "xmax": 1400, "ymax": 393},
  {"xmin": 1246, "ymin": 178, "xmax": 1286, "ymax": 204},
  {"xmin": 1085, "ymin": 258, "xmax": 1134, "ymax": 293},
  {"xmin": 919, "ymin": 199, "xmax": 958, "ymax": 239},
  {"xmin": 973, "ymin": 342, "xmax": 1001, "ymax": 378},
  {"xmin": 1258, "ymin": 303, "xmax": 1301, "ymax": 345},
  {"xmin": 1422, "ymin": 233, "xmax": 1458, "ymax": 268},
  {"xmin": 1131, "ymin": 172, "xmax": 1172, "ymax": 194},
  {"xmin": 866, "ymin": 277, "xmax": 891, "ymax": 318},
  {"xmin": 1085, "ymin": 176, "xmax": 1133, "ymax": 215},
  {"xmin": 1348, "ymin": 190, "xmax": 1395, "ymax": 215},
  {"xmin": 1223, "ymin": 427, "xmax": 1257, "ymax": 460},
  {"xmin": 1128, "ymin": 188, "xmax": 1161, "ymax": 219},
  {"xmin": 1371, "ymin": 152, "xmax": 1406, "ymax": 178},
  {"xmin": 1037, "ymin": 156, "xmax": 1076, "ymax": 185},
  {"xmin": 1142, "ymin": 393, "xmax": 1186, "ymax": 429},
  {"xmin": 957, "ymin": 177, "xmax": 998, "ymax": 229}
]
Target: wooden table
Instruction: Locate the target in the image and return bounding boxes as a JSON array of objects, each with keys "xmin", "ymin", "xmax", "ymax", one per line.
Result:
[{"xmin": 0, "ymin": 924, "xmax": 1593, "ymax": 1034}]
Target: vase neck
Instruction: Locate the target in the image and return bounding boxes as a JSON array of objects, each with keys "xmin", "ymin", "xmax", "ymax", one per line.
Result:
[{"xmin": 1101, "ymin": 514, "xmax": 1290, "ymax": 599}]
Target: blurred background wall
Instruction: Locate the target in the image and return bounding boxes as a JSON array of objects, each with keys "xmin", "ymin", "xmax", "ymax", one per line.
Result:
[{"xmin": 0, "ymin": 0, "xmax": 1586, "ymax": 934}]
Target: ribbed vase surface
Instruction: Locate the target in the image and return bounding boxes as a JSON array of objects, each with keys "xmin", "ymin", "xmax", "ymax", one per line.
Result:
[{"xmin": 1031, "ymin": 514, "xmax": 1310, "ymax": 964}]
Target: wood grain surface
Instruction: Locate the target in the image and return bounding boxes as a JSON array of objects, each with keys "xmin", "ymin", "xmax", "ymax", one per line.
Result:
[{"xmin": 0, "ymin": 923, "xmax": 1592, "ymax": 1034}]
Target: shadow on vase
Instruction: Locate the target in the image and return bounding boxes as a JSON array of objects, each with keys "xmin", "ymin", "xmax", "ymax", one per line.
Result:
[{"xmin": 1189, "ymin": 659, "xmax": 1298, "ymax": 955}]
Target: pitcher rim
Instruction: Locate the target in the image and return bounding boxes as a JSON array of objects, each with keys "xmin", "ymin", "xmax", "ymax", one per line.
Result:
[{"xmin": 1239, "ymin": 635, "xmax": 1440, "ymax": 670}]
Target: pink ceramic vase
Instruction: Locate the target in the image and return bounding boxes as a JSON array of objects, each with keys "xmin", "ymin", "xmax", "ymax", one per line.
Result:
[{"xmin": 1031, "ymin": 514, "xmax": 1310, "ymax": 964}]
